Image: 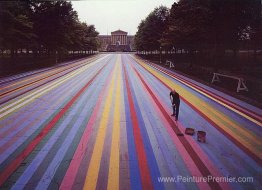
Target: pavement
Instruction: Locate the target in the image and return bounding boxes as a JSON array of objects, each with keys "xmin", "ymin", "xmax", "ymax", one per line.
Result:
[{"xmin": 0, "ymin": 53, "xmax": 261, "ymax": 190}]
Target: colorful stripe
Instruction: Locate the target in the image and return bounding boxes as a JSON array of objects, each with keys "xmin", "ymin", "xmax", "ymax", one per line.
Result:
[
  {"xmin": 0, "ymin": 65, "xmax": 105, "ymax": 186},
  {"xmin": 82, "ymin": 57, "xmax": 118, "ymax": 190},
  {"xmin": 0, "ymin": 54, "xmax": 261, "ymax": 190},
  {"xmin": 138, "ymin": 58, "xmax": 261, "ymax": 125},
  {"xmin": 107, "ymin": 56, "xmax": 121, "ymax": 189},
  {"xmin": 132, "ymin": 56, "xmax": 262, "ymax": 165},
  {"xmin": 123, "ymin": 65, "xmax": 154, "ymax": 190},
  {"xmin": 128, "ymin": 61, "xmax": 221, "ymax": 189}
]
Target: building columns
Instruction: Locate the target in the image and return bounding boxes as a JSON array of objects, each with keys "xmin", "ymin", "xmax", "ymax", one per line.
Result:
[{"xmin": 110, "ymin": 32, "xmax": 128, "ymax": 45}]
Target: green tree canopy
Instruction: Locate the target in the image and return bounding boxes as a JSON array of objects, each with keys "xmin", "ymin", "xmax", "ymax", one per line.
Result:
[
  {"xmin": 163, "ymin": 0, "xmax": 211, "ymax": 49},
  {"xmin": 0, "ymin": 1, "xmax": 36, "ymax": 53},
  {"xmin": 0, "ymin": 1, "xmax": 99, "ymax": 56},
  {"xmin": 135, "ymin": 6, "xmax": 169, "ymax": 51},
  {"xmin": 135, "ymin": 0, "xmax": 261, "ymax": 53}
]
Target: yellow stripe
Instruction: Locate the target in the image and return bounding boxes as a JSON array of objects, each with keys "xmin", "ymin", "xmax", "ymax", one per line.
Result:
[
  {"xmin": 0, "ymin": 56, "xmax": 108, "ymax": 120},
  {"xmin": 149, "ymin": 65, "xmax": 261, "ymax": 156},
  {"xmin": 135, "ymin": 56, "xmax": 262, "ymax": 126},
  {"xmin": 162, "ymin": 65, "xmax": 262, "ymax": 126},
  {"xmin": 0, "ymin": 54, "xmax": 102, "ymax": 91},
  {"xmin": 182, "ymin": 88, "xmax": 259, "ymax": 142},
  {"xmin": 107, "ymin": 56, "xmax": 121, "ymax": 190},
  {"xmin": 0, "ymin": 67, "xmax": 65, "ymax": 93},
  {"xmin": 83, "ymin": 59, "xmax": 118, "ymax": 190},
  {"xmin": 182, "ymin": 88, "xmax": 261, "ymax": 149},
  {"xmin": 133, "ymin": 56, "xmax": 262, "ymax": 158}
]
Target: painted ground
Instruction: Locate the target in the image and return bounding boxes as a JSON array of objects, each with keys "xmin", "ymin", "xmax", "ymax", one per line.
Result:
[{"xmin": 0, "ymin": 54, "xmax": 261, "ymax": 190}]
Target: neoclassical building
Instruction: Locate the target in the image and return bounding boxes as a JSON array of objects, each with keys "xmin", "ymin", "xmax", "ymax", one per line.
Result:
[
  {"xmin": 111, "ymin": 30, "xmax": 128, "ymax": 45},
  {"xmin": 98, "ymin": 29, "xmax": 134, "ymax": 52}
]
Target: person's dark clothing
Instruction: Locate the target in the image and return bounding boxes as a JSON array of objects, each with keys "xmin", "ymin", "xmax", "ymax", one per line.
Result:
[
  {"xmin": 170, "ymin": 91, "xmax": 180, "ymax": 105},
  {"xmin": 170, "ymin": 91, "xmax": 180, "ymax": 120}
]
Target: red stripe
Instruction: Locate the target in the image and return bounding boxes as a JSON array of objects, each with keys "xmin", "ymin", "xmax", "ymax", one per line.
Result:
[
  {"xmin": 0, "ymin": 58, "xmax": 89, "ymax": 97},
  {"xmin": 182, "ymin": 97, "xmax": 262, "ymax": 166},
  {"xmin": 146, "ymin": 61, "xmax": 261, "ymax": 123},
  {"xmin": 60, "ymin": 66, "xmax": 114, "ymax": 189},
  {"xmin": 0, "ymin": 56, "xmax": 93, "ymax": 88},
  {"xmin": 134, "ymin": 58, "xmax": 262, "ymax": 166},
  {"xmin": 0, "ymin": 59, "xmax": 95, "ymax": 105},
  {"xmin": 123, "ymin": 65, "xmax": 154, "ymax": 190},
  {"xmin": 0, "ymin": 67, "xmax": 104, "ymax": 186},
  {"xmin": 129, "ymin": 63, "xmax": 222, "ymax": 190}
]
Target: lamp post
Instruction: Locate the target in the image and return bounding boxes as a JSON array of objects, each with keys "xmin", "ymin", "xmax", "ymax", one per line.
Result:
[{"xmin": 160, "ymin": 46, "xmax": 162, "ymax": 64}]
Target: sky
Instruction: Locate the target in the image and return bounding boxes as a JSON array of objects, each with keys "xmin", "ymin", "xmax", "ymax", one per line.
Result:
[{"xmin": 71, "ymin": 0, "xmax": 176, "ymax": 35}]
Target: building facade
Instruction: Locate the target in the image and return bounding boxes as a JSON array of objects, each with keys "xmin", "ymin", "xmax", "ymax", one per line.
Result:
[
  {"xmin": 111, "ymin": 30, "xmax": 128, "ymax": 45},
  {"xmin": 98, "ymin": 29, "xmax": 134, "ymax": 52}
]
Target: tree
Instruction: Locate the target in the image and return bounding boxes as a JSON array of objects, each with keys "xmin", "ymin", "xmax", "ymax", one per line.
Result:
[
  {"xmin": 32, "ymin": 1, "xmax": 99, "ymax": 56},
  {"xmin": 135, "ymin": 20, "xmax": 146, "ymax": 50},
  {"xmin": 0, "ymin": 0, "xmax": 99, "ymax": 65},
  {"xmin": 33, "ymin": 1, "xmax": 78, "ymax": 54},
  {"xmin": 83, "ymin": 24, "xmax": 99, "ymax": 51},
  {"xmin": 0, "ymin": 1, "xmax": 35, "ymax": 57},
  {"xmin": 163, "ymin": 0, "xmax": 261, "ymax": 66},
  {"xmin": 135, "ymin": 6, "xmax": 169, "ymax": 51}
]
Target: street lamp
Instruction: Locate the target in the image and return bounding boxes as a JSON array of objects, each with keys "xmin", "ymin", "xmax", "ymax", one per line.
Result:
[{"xmin": 160, "ymin": 46, "xmax": 162, "ymax": 64}]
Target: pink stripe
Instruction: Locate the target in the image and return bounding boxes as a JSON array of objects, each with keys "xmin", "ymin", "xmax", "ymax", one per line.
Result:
[
  {"xmin": 59, "ymin": 69, "xmax": 114, "ymax": 190},
  {"xmin": 134, "ymin": 59, "xmax": 261, "ymax": 166},
  {"xmin": 143, "ymin": 78, "xmax": 231, "ymax": 190},
  {"xmin": 0, "ymin": 81, "xmax": 78, "ymax": 154},
  {"xmin": 0, "ymin": 120, "xmax": 37, "ymax": 154},
  {"xmin": 0, "ymin": 67, "xmax": 104, "ymax": 186},
  {"xmin": 141, "ymin": 80, "xmax": 211, "ymax": 190},
  {"xmin": 131, "ymin": 61, "xmax": 229, "ymax": 189},
  {"xmin": 176, "ymin": 122, "xmax": 233, "ymax": 190},
  {"xmin": 149, "ymin": 62, "xmax": 261, "ymax": 122}
]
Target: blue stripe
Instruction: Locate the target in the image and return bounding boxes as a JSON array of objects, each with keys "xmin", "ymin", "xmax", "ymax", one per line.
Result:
[
  {"xmin": 122, "ymin": 65, "xmax": 142, "ymax": 190},
  {"xmin": 125, "ymin": 62, "xmax": 164, "ymax": 190}
]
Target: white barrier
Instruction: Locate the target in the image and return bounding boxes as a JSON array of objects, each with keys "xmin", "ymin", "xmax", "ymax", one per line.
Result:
[{"xmin": 211, "ymin": 73, "xmax": 248, "ymax": 92}]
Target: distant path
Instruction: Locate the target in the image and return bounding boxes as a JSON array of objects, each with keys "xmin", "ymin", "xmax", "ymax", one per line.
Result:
[{"xmin": 0, "ymin": 54, "xmax": 261, "ymax": 189}]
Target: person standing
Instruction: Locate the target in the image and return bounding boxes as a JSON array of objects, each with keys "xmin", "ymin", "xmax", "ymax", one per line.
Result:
[{"xmin": 170, "ymin": 89, "xmax": 180, "ymax": 121}]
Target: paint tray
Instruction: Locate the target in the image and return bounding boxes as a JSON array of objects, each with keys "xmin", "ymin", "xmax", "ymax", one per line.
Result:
[
  {"xmin": 197, "ymin": 131, "xmax": 206, "ymax": 143},
  {"xmin": 185, "ymin": 128, "xmax": 195, "ymax": 135}
]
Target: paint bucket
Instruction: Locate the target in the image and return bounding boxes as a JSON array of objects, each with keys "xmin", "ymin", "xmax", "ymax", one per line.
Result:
[
  {"xmin": 185, "ymin": 128, "xmax": 195, "ymax": 135},
  {"xmin": 197, "ymin": 131, "xmax": 206, "ymax": 143}
]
